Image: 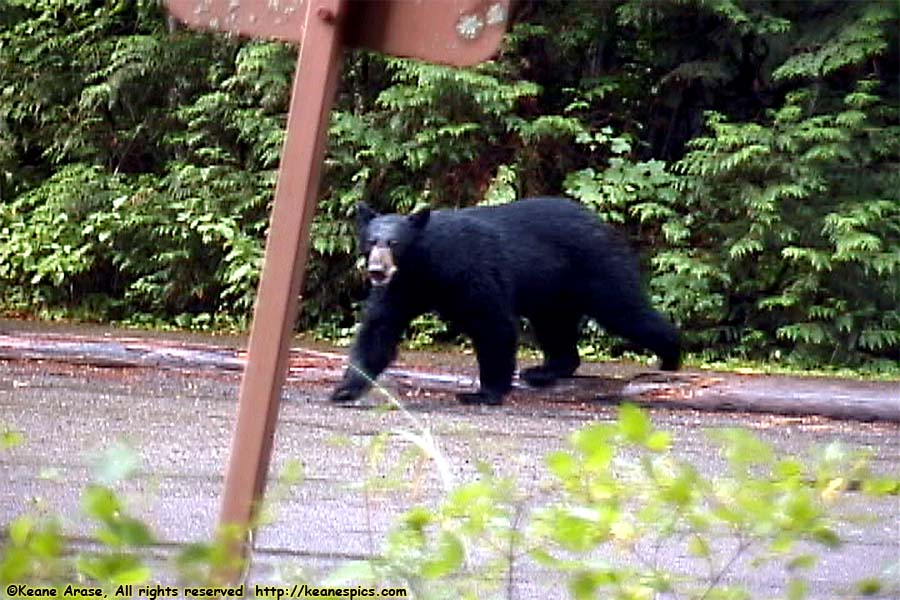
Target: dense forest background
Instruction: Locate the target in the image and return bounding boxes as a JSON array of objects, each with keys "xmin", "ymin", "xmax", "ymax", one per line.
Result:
[{"xmin": 0, "ymin": 0, "xmax": 897, "ymax": 370}]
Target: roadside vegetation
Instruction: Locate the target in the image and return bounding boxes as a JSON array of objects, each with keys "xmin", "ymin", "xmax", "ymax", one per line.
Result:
[
  {"xmin": 2, "ymin": 404, "xmax": 898, "ymax": 598},
  {"xmin": 0, "ymin": 0, "xmax": 897, "ymax": 375}
]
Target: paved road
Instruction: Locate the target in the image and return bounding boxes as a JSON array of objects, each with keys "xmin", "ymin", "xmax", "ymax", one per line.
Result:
[{"xmin": 0, "ymin": 324, "xmax": 898, "ymax": 598}]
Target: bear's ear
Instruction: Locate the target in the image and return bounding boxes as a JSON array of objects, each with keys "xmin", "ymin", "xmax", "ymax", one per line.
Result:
[
  {"xmin": 356, "ymin": 203, "xmax": 378, "ymax": 242},
  {"xmin": 357, "ymin": 202, "xmax": 378, "ymax": 228},
  {"xmin": 408, "ymin": 207, "xmax": 431, "ymax": 230}
]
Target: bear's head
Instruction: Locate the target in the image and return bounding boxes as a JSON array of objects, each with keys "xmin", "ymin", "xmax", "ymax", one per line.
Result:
[{"xmin": 356, "ymin": 202, "xmax": 430, "ymax": 287}]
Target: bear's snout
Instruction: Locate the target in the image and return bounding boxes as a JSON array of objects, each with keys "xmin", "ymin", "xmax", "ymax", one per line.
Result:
[{"xmin": 367, "ymin": 246, "xmax": 397, "ymax": 286}]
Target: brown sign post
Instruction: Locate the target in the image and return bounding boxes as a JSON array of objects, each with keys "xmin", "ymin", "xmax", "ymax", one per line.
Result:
[{"xmin": 164, "ymin": 0, "xmax": 510, "ymax": 572}]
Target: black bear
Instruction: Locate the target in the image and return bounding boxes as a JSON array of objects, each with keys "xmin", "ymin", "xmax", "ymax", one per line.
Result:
[{"xmin": 330, "ymin": 197, "xmax": 680, "ymax": 406}]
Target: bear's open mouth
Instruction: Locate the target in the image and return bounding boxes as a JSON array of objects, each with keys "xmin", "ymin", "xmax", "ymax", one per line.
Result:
[{"xmin": 367, "ymin": 266, "xmax": 395, "ymax": 286}]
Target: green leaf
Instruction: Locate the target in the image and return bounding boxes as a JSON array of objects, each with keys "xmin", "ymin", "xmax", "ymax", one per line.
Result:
[
  {"xmin": 30, "ymin": 524, "xmax": 63, "ymax": 559},
  {"xmin": 811, "ymin": 526, "xmax": 841, "ymax": 548},
  {"xmin": 787, "ymin": 577, "xmax": 808, "ymax": 600},
  {"xmin": 618, "ymin": 404, "xmax": 652, "ymax": 444},
  {"xmin": 421, "ymin": 531, "xmax": 465, "ymax": 578},
  {"xmin": 111, "ymin": 565, "xmax": 152, "ymax": 586},
  {"xmin": 645, "ymin": 431, "xmax": 672, "ymax": 452},
  {"xmin": 856, "ymin": 578, "xmax": 883, "ymax": 596},
  {"xmin": 1, "ymin": 428, "xmax": 25, "ymax": 449},
  {"xmin": 787, "ymin": 554, "xmax": 817, "ymax": 571},
  {"xmin": 111, "ymin": 518, "xmax": 154, "ymax": 547},
  {"xmin": 687, "ymin": 535, "xmax": 710, "ymax": 558},
  {"xmin": 546, "ymin": 450, "xmax": 579, "ymax": 480},
  {"xmin": 322, "ymin": 560, "xmax": 377, "ymax": 586},
  {"xmin": 404, "ymin": 506, "xmax": 434, "ymax": 532},
  {"xmin": 77, "ymin": 554, "xmax": 149, "ymax": 586},
  {"xmin": 861, "ymin": 477, "xmax": 900, "ymax": 496},
  {"xmin": 8, "ymin": 515, "xmax": 34, "ymax": 546},
  {"xmin": 82, "ymin": 485, "xmax": 122, "ymax": 522},
  {"xmin": 570, "ymin": 571, "xmax": 599, "ymax": 600},
  {"xmin": 93, "ymin": 442, "xmax": 140, "ymax": 485}
]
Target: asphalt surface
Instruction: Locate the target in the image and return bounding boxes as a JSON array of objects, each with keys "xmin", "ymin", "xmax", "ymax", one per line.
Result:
[{"xmin": 0, "ymin": 322, "xmax": 898, "ymax": 598}]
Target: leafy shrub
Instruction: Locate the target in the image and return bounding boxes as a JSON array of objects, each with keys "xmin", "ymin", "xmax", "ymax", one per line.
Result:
[
  {"xmin": 327, "ymin": 404, "xmax": 898, "ymax": 599},
  {"xmin": 3, "ymin": 405, "xmax": 898, "ymax": 597},
  {"xmin": 1, "ymin": 0, "xmax": 898, "ymax": 369}
]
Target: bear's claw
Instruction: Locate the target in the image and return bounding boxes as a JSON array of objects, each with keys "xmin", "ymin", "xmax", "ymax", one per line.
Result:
[{"xmin": 329, "ymin": 384, "xmax": 365, "ymax": 404}]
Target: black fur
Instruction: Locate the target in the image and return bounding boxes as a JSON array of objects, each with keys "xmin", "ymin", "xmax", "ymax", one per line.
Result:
[{"xmin": 330, "ymin": 197, "xmax": 681, "ymax": 406}]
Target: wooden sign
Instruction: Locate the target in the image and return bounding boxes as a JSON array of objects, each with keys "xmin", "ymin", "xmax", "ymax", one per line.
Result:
[{"xmin": 165, "ymin": 0, "xmax": 511, "ymax": 66}]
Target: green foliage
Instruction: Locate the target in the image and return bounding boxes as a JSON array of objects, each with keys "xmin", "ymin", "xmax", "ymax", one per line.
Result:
[
  {"xmin": 0, "ymin": 162, "xmax": 267, "ymax": 328},
  {"xmin": 405, "ymin": 315, "xmax": 453, "ymax": 350},
  {"xmin": 771, "ymin": 3, "xmax": 894, "ymax": 82},
  {"xmin": 0, "ymin": 1, "xmax": 272, "ymax": 328},
  {"xmin": 328, "ymin": 405, "xmax": 898, "ymax": 599},
  {"xmin": 664, "ymin": 79, "xmax": 900, "ymax": 364},
  {"xmin": 558, "ymin": 1, "xmax": 900, "ymax": 366},
  {"xmin": 3, "ymin": 406, "xmax": 898, "ymax": 596},
  {"xmin": 1, "ymin": 0, "xmax": 898, "ymax": 367},
  {"xmin": 1, "ymin": 426, "xmax": 24, "ymax": 450},
  {"xmin": 0, "ymin": 441, "xmax": 155, "ymax": 589},
  {"xmin": 0, "ymin": 440, "xmax": 267, "ymax": 590}
]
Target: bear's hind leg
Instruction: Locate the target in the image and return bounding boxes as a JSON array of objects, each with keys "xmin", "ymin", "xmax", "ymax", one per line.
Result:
[{"xmin": 521, "ymin": 316, "xmax": 581, "ymax": 387}]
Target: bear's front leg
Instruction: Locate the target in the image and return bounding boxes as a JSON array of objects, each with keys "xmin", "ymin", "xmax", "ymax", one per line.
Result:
[
  {"xmin": 330, "ymin": 299, "xmax": 410, "ymax": 403},
  {"xmin": 330, "ymin": 367, "xmax": 372, "ymax": 403}
]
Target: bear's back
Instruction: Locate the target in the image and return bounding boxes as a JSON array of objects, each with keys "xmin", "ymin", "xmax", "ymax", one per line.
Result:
[
  {"xmin": 464, "ymin": 197, "xmax": 603, "ymax": 242},
  {"xmin": 420, "ymin": 198, "xmax": 636, "ymax": 315}
]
